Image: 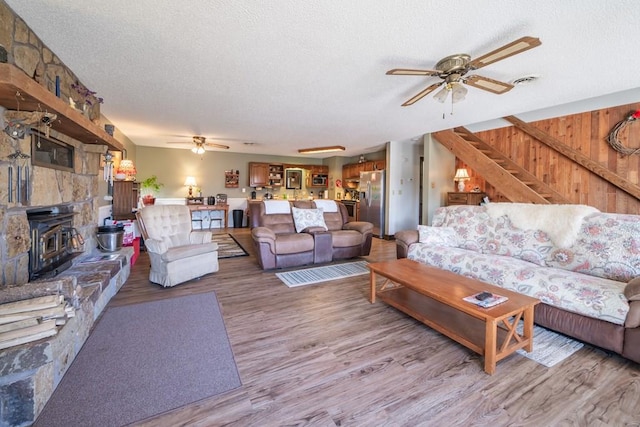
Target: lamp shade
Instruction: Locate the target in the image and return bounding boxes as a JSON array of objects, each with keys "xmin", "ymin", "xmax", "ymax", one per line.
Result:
[
  {"xmin": 117, "ymin": 159, "xmax": 136, "ymax": 181},
  {"xmin": 454, "ymin": 168, "xmax": 470, "ymax": 180},
  {"xmin": 454, "ymin": 168, "xmax": 470, "ymax": 192},
  {"xmin": 184, "ymin": 176, "xmax": 197, "ymax": 187}
]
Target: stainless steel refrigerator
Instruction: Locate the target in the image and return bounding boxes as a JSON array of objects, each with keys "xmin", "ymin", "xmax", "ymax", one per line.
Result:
[{"xmin": 359, "ymin": 170, "xmax": 385, "ymax": 238}]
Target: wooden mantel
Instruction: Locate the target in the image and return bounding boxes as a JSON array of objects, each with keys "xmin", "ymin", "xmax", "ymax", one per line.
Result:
[{"xmin": 0, "ymin": 63, "xmax": 123, "ymax": 151}]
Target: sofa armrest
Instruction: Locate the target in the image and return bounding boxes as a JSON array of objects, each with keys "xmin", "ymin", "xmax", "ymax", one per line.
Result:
[
  {"xmin": 308, "ymin": 230, "xmax": 332, "ymax": 264},
  {"xmin": 144, "ymin": 238, "xmax": 168, "ymax": 254},
  {"xmin": 251, "ymin": 226, "xmax": 277, "ymax": 252},
  {"xmin": 342, "ymin": 221, "xmax": 373, "ymax": 234},
  {"xmin": 161, "ymin": 242, "xmax": 218, "ymax": 263},
  {"xmin": 395, "ymin": 230, "xmax": 419, "ymax": 259},
  {"xmin": 303, "ymin": 226, "xmax": 328, "ymax": 234},
  {"xmin": 190, "ymin": 230, "xmax": 212, "ymax": 244},
  {"xmin": 626, "ymin": 301, "xmax": 640, "ymax": 328},
  {"xmin": 252, "ymin": 226, "xmax": 276, "ymax": 240},
  {"xmin": 624, "ymin": 277, "xmax": 640, "ymax": 301}
]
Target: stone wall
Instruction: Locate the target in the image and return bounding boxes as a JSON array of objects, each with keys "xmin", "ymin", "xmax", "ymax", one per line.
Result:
[
  {"xmin": 0, "ymin": 1, "xmax": 102, "ymax": 120},
  {"xmin": 0, "ymin": 1, "xmax": 106, "ymax": 287}
]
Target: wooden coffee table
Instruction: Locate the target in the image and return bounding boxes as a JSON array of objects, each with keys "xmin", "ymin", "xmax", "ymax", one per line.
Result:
[{"xmin": 369, "ymin": 258, "xmax": 539, "ymax": 374}]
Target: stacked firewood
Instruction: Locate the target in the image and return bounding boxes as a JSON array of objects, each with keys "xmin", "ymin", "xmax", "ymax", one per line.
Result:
[{"xmin": 0, "ymin": 295, "xmax": 75, "ymax": 350}]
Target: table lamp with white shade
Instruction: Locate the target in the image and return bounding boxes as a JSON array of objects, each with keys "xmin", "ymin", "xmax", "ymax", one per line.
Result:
[
  {"xmin": 454, "ymin": 168, "xmax": 470, "ymax": 192},
  {"xmin": 184, "ymin": 176, "xmax": 197, "ymax": 197}
]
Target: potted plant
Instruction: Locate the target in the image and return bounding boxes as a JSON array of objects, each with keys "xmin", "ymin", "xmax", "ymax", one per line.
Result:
[{"xmin": 139, "ymin": 175, "xmax": 163, "ymax": 205}]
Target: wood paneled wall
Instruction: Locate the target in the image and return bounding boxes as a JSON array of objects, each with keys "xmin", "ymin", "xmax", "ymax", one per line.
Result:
[{"xmin": 456, "ymin": 102, "xmax": 640, "ymax": 214}]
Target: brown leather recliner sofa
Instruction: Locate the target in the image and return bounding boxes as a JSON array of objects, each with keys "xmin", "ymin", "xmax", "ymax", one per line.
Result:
[{"xmin": 250, "ymin": 200, "xmax": 373, "ymax": 270}]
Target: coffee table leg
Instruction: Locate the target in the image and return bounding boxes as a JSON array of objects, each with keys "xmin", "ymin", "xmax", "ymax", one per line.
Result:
[
  {"xmin": 523, "ymin": 306, "xmax": 535, "ymax": 352},
  {"xmin": 370, "ymin": 270, "xmax": 376, "ymax": 303},
  {"xmin": 484, "ymin": 319, "xmax": 497, "ymax": 375}
]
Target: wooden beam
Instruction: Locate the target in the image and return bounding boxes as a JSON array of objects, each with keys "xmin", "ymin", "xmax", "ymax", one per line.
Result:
[
  {"xmin": 0, "ymin": 63, "xmax": 123, "ymax": 151},
  {"xmin": 504, "ymin": 115, "xmax": 640, "ymax": 200}
]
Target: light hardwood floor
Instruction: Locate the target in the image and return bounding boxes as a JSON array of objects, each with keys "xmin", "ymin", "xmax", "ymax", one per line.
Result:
[{"xmin": 108, "ymin": 229, "xmax": 640, "ymax": 426}]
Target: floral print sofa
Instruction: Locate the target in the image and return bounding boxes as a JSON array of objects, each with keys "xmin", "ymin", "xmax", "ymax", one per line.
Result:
[{"xmin": 395, "ymin": 204, "xmax": 640, "ymax": 364}]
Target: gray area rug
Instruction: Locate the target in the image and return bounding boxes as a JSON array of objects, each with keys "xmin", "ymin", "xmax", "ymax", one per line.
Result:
[
  {"xmin": 276, "ymin": 260, "xmax": 369, "ymax": 287},
  {"xmin": 516, "ymin": 324, "xmax": 584, "ymax": 367},
  {"xmin": 212, "ymin": 233, "xmax": 249, "ymax": 259},
  {"xmin": 35, "ymin": 292, "xmax": 241, "ymax": 427}
]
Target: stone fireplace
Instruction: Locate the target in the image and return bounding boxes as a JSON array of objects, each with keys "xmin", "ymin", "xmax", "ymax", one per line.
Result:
[
  {"xmin": 27, "ymin": 205, "xmax": 79, "ymax": 281},
  {"xmin": 0, "ymin": 3, "xmax": 130, "ymax": 424},
  {"xmin": 1, "ymin": 124, "xmax": 104, "ymax": 287}
]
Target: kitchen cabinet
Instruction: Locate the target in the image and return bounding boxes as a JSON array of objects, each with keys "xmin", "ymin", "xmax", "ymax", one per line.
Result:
[
  {"xmin": 112, "ymin": 181, "xmax": 138, "ymax": 220},
  {"xmin": 268, "ymin": 164, "xmax": 284, "ymax": 187},
  {"xmin": 342, "ymin": 163, "xmax": 359, "ymax": 180},
  {"xmin": 307, "ymin": 165, "xmax": 329, "ymax": 174},
  {"xmin": 308, "ymin": 165, "xmax": 329, "ymax": 188},
  {"xmin": 249, "ymin": 162, "xmax": 286, "ymax": 187},
  {"xmin": 248, "ymin": 162, "xmax": 269, "ymax": 187},
  {"xmin": 446, "ymin": 192, "xmax": 486, "ymax": 206},
  {"xmin": 342, "ymin": 161, "xmax": 385, "ymax": 181}
]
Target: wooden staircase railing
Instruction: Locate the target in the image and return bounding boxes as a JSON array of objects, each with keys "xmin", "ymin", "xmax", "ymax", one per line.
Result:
[
  {"xmin": 433, "ymin": 127, "xmax": 570, "ymax": 204},
  {"xmin": 504, "ymin": 116, "xmax": 640, "ymax": 201}
]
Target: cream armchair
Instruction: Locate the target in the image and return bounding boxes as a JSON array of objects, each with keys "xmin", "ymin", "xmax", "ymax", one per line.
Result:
[{"xmin": 136, "ymin": 204, "xmax": 219, "ymax": 287}]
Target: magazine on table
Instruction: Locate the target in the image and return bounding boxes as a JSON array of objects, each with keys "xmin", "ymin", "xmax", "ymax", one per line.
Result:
[{"xmin": 463, "ymin": 291, "xmax": 508, "ymax": 308}]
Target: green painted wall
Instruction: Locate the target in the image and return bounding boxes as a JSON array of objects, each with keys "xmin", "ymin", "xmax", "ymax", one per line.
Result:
[{"xmin": 134, "ymin": 146, "xmax": 326, "ymax": 199}]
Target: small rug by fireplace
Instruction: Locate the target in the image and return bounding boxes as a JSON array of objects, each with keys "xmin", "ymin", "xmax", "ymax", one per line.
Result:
[
  {"xmin": 276, "ymin": 260, "xmax": 369, "ymax": 287},
  {"xmin": 212, "ymin": 233, "xmax": 249, "ymax": 258},
  {"xmin": 34, "ymin": 292, "xmax": 241, "ymax": 426}
]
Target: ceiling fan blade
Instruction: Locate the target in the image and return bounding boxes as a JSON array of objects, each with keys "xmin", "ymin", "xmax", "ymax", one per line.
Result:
[
  {"xmin": 386, "ymin": 68, "xmax": 439, "ymax": 76},
  {"xmin": 401, "ymin": 82, "xmax": 443, "ymax": 106},
  {"xmin": 205, "ymin": 142, "xmax": 230, "ymax": 150},
  {"xmin": 469, "ymin": 36, "xmax": 541, "ymax": 69},
  {"xmin": 465, "ymin": 75, "xmax": 513, "ymax": 94}
]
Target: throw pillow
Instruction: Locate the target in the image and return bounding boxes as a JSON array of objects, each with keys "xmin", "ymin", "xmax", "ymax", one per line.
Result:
[
  {"xmin": 417, "ymin": 225, "xmax": 459, "ymax": 247},
  {"xmin": 292, "ymin": 207, "xmax": 328, "ymax": 233}
]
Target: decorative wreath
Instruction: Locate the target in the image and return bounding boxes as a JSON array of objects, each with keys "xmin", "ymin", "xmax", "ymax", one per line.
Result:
[{"xmin": 606, "ymin": 109, "xmax": 640, "ymax": 156}]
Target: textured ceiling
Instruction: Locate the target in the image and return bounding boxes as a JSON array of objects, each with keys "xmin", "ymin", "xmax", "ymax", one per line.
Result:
[{"xmin": 5, "ymin": 0, "xmax": 640, "ymax": 158}]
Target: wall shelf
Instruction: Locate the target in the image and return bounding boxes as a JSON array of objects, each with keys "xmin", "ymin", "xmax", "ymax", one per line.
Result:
[
  {"xmin": 225, "ymin": 170, "xmax": 239, "ymax": 188},
  {"xmin": 0, "ymin": 63, "xmax": 123, "ymax": 151}
]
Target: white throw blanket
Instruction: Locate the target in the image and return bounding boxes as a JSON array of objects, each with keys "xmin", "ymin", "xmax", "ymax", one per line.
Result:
[
  {"xmin": 263, "ymin": 200, "xmax": 291, "ymax": 214},
  {"xmin": 485, "ymin": 203, "xmax": 599, "ymax": 248},
  {"xmin": 313, "ymin": 200, "xmax": 338, "ymax": 212}
]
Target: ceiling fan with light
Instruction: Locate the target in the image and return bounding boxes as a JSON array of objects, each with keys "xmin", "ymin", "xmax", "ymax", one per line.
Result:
[
  {"xmin": 386, "ymin": 36, "xmax": 541, "ymax": 107},
  {"xmin": 167, "ymin": 136, "xmax": 231, "ymax": 154}
]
